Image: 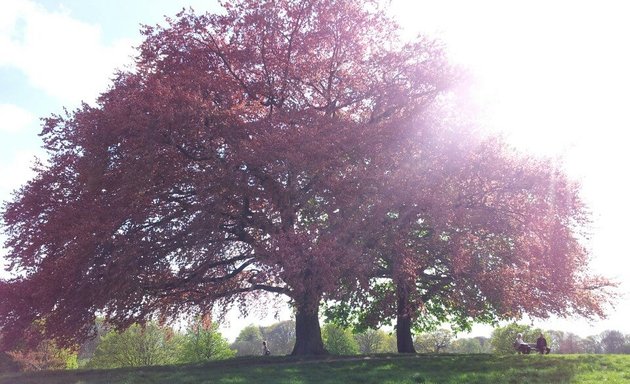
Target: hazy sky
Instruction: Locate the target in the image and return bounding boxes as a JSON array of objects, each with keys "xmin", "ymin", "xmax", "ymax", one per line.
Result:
[{"xmin": 1, "ymin": 0, "xmax": 628, "ymax": 341}]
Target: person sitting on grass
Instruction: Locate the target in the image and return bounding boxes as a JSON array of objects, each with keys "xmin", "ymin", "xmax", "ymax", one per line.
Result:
[
  {"xmin": 514, "ymin": 333, "xmax": 532, "ymax": 354},
  {"xmin": 536, "ymin": 333, "xmax": 551, "ymax": 354},
  {"xmin": 262, "ymin": 340, "xmax": 271, "ymax": 356}
]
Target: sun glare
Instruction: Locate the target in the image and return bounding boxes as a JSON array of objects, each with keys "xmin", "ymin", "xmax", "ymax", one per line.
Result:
[
  {"xmin": 390, "ymin": 0, "xmax": 630, "ymax": 335},
  {"xmin": 392, "ymin": 0, "xmax": 629, "ymax": 158}
]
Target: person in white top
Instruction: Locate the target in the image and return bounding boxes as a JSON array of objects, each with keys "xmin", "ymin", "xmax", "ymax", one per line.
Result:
[{"xmin": 514, "ymin": 333, "xmax": 531, "ymax": 354}]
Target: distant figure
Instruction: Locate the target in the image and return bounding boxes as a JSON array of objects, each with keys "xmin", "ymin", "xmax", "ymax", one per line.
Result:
[
  {"xmin": 262, "ymin": 340, "xmax": 271, "ymax": 356},
  {"xmin": 536, "ymin": 333, "xmax": 551, "ymax": 354},
  {"xmin": 514, "ymin": 333, "xmax": 531, "ymax": 354}
]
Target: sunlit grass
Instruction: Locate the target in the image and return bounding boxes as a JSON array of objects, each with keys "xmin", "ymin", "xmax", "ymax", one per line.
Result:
[{"xmin": 1, "ymin": 354, "xmax": 629, "ymax": 384}]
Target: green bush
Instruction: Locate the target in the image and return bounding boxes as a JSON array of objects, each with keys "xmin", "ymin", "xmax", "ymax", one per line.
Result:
[
  {"xmin": 231, "ymin": 325, "xmax": 265, "ymax": 356},
  {"xmin": 178, "ymin": 321, "xmax": 235, "ymax": 363},
  {"xmin": 322, "ymin": 323, "xmax": 359, "ymax": 355},
  {"xmin": 87, "ymin": 323, "xmax": 178, "ymax": 368}
]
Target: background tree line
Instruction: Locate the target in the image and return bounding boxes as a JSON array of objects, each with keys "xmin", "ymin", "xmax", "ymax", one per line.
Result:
[{"xmin": 4, "ymin": 320, "xmax": 629, "ymax": 372}]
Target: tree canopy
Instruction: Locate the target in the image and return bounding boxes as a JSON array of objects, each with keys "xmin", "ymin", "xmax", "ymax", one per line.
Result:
[
  {"xmin": 0, "ymin": 0, "xmax": 614, "ymax": 356},
  {"xmin": 0, "ymin": 0, "xmax": 452, "ymax": 355},
  {"xmin": 324, "ymin": 106, "xmax": 616, "ymax": 351},
  {"xmin": 327, "ymin": 127, "xmax": 615, "ymax": 351}
]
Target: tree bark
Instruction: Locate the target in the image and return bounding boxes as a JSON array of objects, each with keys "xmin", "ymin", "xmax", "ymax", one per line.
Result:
[
  {"xmin": 291, "ymin": 299, "xmax": 327, "ymax": 355},
  {"xmin": 396, "ymin": 282, "xmax": 416, "ymax": 353}
]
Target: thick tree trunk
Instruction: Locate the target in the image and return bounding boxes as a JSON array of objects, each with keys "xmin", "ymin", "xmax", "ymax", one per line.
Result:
[
  {"xmin": 291, "ymin": 301, "xmax": 328, "ymax": 355},
  {"xmin": 396, "ymin": 283, "xmax": 416, "ymax": 353}
]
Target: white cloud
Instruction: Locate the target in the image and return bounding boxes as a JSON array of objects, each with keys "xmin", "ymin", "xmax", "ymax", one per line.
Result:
[
  {"xmin": 0, "ymin": 149, "xmax": 41, "ymax": 196},
  {"xmin": 0, "ymin": 103, "xmax": 34, "ymax": 133},
  {"xmin": 1, "ymin": 0, "xmax": 136, "ymax": 106}
]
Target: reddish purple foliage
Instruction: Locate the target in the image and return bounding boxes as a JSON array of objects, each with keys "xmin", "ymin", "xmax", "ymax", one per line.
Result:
[
  {"xmin": 0, "ymin": 0, "xmax": 613, "ymax": 356},
  {"xmin": 1, "ymin": 0, "xmax": 452, "ymax": 355}
]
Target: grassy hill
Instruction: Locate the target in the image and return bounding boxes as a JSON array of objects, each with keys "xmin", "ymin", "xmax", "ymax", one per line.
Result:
[{"xmin": 1, "ymin": 353, "xmax": 629, "ymax": 384}]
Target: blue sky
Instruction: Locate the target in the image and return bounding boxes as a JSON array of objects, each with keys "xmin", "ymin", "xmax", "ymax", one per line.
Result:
[{"xmin": 2, "ymin": 0, "xmax": 629, "ymax": 341}]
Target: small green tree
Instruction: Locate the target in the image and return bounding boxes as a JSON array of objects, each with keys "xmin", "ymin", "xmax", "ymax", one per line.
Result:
[
  {"xmin": 322, "ymin": 324, "xmax": 358, "ymax": 355},
  {"xmin": 231, "ymin": 325, "xmax": 265, "ymax": 356},
  {"xmin": 490, "ymin": 323, "xmax": 541, "ymax": 354},
  {"xmin": 354, "ymin": 329, "xmax": 392, "ymax": 354},
  {"xmin": 87, "ymin": 323, "xmax": 178, "ymax": 368},
  {"xmin": 179, "ymin": 319, "xmax": 235, "ymax": 363},
  {"xmin": 414, "ymin": 329, "xmax": 453, "ymax": 353}
]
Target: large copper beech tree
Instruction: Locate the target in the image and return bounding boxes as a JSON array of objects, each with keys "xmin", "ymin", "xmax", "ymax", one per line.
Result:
[
  {"xmin": 0, "ymin": 0, "xmax": 614, "ymax": 356},
  {"xmin": 0, "ymin": 0, "xmax": 453, "ymax": 355},
  {"xmin": 325, "ymin": 106, "xmax": 615, "ymax": 352}
]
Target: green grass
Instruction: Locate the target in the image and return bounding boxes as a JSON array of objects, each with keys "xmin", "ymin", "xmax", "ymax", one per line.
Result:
[{"xmin": 1, "ymin": 354, "xmax": 629, "ymax": 384}]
